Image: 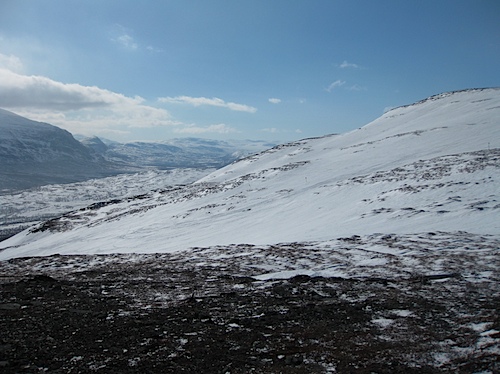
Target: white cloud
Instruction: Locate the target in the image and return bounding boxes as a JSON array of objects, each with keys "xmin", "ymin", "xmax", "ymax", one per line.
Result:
[
  {"xmin": 115, "ymin": 34, "xmax": 138, "ymax": 50},
  {"xmin": 325, "ymin": 80, "xmax": 367, "ymax": 93},
  {"xmin": 146, "ymin": 45, "xmax": 163, "ymax": 53},
  {"xmin": 0, "ymin": 53, "xmax": 23, "ymax": 72},
  {"xmin": 110, "ymin": 24, "xmax": 138, "ymax": 51},
  {"xmin": 268, "ymin": 98, "xmax": 281, "ymax": 104},
  {"xmin": 0, "ymin": 68, "xmax": 144, "ymax": 110},
  {"xmin": 174, "ymin": 123, "xmax": 237, "ymax": 134},
  {"xmin": 339, "ymin": 60, "xmax": 359, "ymax": 69},
  {"xmin": 0, "ymin": 67, "xmax": 177, "ymax": 135},
  {"xmin": 347, "ymin": 84, "xmax": 367, "ymax": 91},
  {"xmin": 159, "ymin": 96, "xmax": 257, "ymax": 113},
  {"xmin": 326, "ymin": 80, "xmax": 345, "ymax": 92}
]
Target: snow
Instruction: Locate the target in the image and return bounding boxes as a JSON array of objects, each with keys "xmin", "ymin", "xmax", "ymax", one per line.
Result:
[
  {"xmin": 372, "ymin": 317, "xmax": 394, "ymax": 328},
  {"xmin": 470, "ymin": 322, "xmax": 494, "ymax": 332},
  {"xmin": 0, "ymin": 168, "xmax": 213, "ymax": 239},
  {"xmin": 391, "ymin": 309, "xmax": 414, "ymax": 317},
  {"xmin": 0, "ymin": 88, "xmax": 499, "ymax": 262}
]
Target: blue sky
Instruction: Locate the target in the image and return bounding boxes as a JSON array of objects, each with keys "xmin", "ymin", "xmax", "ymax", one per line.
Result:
[{"xmin": 0, "ymin": 0, "xmax": 499, "ymax": 143}]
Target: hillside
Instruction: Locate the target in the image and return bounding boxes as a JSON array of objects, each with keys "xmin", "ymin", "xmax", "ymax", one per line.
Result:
[
  {"xmin": 1, "ymin": 88, "xmax": 498, "ymax": 258},
  {"xmin": 0, "ymin": 109, "xmax": 119, "ymax": 190},
  {"xmin": 0, "ymin": 168, "xmax": 214, "ymax": 242}
]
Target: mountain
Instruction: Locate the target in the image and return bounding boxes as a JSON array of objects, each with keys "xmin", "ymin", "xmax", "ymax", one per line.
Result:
[
  {"xmin": 0, "ymin": 88, "xmax": 499, "ymax": 259},
  {"xmin": 80, "ymin": 136, "xmax": 277, "ymax": 169},
  {"xmin": 0, "ymin": 109, "xmax": 121, "ymax": 190},
  {"xmin": 0, "ymin": 109, "xmax": 274, "ymax": 191},
  {"xmin": 79, "ymin": 135, "xmax": 109, "ymax": 154}
]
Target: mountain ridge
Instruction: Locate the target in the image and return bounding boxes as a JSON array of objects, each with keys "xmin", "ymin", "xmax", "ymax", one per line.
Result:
[
  {"xmin": 79, "ymin": 135, "xmax": 277, "ymax": 170},
  {"xmin": 0, "ymin": 108, "xmax": 119, "ymax": 190},
  {"xmin": 0, "ymin": 109, "xmax": 275, "ymax": 191},
  {"xmin": 384, "ymin": 87, "xmax": 500, "ymax": 113}
]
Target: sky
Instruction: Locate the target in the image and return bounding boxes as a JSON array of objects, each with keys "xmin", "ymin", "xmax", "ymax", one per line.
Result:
[{"xmin": 0, "ymin": 0, "xmax": 499, "ymax": 143}]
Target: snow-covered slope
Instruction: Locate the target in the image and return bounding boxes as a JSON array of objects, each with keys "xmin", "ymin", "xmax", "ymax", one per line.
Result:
[
  {"xmin": 1, "ymin": 88, "xmax": 499, "ymax": 260},
  {"xmin": 0, "ymin": 168, "xmax": 214, "ymax": 242}
]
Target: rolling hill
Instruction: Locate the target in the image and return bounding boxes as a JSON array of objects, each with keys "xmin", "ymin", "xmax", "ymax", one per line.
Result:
[{"xmin": 1, "ymin": 88, "xmax": 498, "ymax": 259}]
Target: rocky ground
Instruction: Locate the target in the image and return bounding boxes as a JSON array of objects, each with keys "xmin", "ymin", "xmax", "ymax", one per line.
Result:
[{"xmin": 1, "ymin": 233, "xmax": 499, "ymax": 373}]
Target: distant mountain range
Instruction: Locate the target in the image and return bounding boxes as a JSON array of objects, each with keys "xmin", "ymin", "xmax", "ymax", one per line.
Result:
[
  {"xmin": 0, "ymin": 109, "xmax": 116, "ymax": 190},
  {"xmin": 77, "ymin": 135, "xmax": 276, "ymax": 170},
  {"xmin": 0, "ymin": 109, "xmax": 275, "ymax": 191}
]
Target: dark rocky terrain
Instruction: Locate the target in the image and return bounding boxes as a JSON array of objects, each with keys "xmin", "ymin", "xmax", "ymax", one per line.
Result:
[{"xmin": 1, "ymin": 234, "xmax": 498, "ymax": 373}]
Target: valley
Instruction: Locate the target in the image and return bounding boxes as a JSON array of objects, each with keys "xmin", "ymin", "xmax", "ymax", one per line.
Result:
[{"xmin": 0, "ymin": 168, "xmax": 213, "ymax": 242}]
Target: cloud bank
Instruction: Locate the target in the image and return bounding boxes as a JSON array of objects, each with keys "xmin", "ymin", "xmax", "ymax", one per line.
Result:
[
  {"xmin": 159, "ymin": 96, "xmax": 257, "ymax": 113},
  {"xmin": 0, "ymin": 55, "xmax": 251, "ymax": 139},
  {"xmin": 0, "ymin": 68, "xmax": 144, "ymax": 111},
  {"xmin": 0, "ymin": 67, "xmax": 177, "ymax": 136}
]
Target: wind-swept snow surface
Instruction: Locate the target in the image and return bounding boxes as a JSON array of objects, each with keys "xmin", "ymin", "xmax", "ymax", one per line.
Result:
[
  {"xmin": 0, "ymin": 168, "xmax": 214, "ymax": 241},
  {"xmin": 0, "ymin": 88, "xmax": 499, "ymax": 260}
]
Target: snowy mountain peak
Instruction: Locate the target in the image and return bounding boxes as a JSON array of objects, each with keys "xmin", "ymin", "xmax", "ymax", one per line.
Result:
[
  {"xmin": 0, "ymin": 88, "xmax": 499, "ymax": 260},
  {"xmin": 79, "ymin": 136, "xmax": 109, "ymax": 154}
]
